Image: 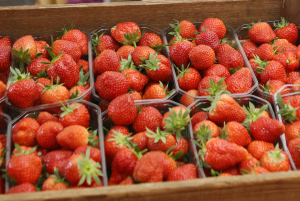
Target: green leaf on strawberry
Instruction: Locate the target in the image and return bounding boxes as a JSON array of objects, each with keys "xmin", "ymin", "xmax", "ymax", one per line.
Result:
[
  {"xmin": 242, "ymin": 101, "xmax": 269, "ymax": 127},
  {"xmin": 107, "ymin": 130, "xmax": 135, "ymax": 149},
  {"xmin": 120, "ymin": 54, "xmax": 137, "ymax": 71},
  {"xmin": 60, "ymin": 102, "xmax": 80, "ymax": 117},
  {"xmin": 204, "ymin": 77, "xmax": 231, "ymax": 96},
  {"xmin": 122, "ymin": 29, "xmax": 144, "ymax": 47},
  {"xmin": 145, "ymin": 127, "xmax": 169, "ymax": 144},
  {"xmin": 277, "ymin": 93, "xmax": 299, "ymax": 123}
]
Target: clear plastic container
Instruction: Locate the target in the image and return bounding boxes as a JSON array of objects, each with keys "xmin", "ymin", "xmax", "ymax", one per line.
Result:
[
  {"xmin": 91, "ymin": 24, "xmax": 178, "ymax": 105},
  {"xmin": 101, "ymin": 99, "xmax": 201, "ymax": 181},
  {"xmin": 188, "ymin": 94, "xmax": 292, "ymax": 178},
  {"xmin": 162, "ymin": 22, "xmax": 258, "ymax": 107},
  {"xmin": 5, "ymin": 99, "xmax": 108, "ymax": 192},
  {"xmin": 5, "ymin": 31, "xmax": 94, "ymax": 113},
  {"xmin": 236, "ymin": 20, "xmax": 300, "ymax": 103}
]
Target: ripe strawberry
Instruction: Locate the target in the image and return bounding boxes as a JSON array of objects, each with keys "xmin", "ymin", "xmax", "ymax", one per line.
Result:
[
  {"xmin": 0, "ymin": 69, "xmax": 9, "ymax": 84},
  {"xmin": 92, "ymin": 33, "xmax": 120, "ymax": 55},
  {"xmin": 169, "ymin": 40, "xmax": 194, "ymax": 67},
  {"xmin": 0, "ymin": 81, "xmax": 5, "ymax": 98},
  {"xmin": 242, "ymin": 102, "xmax": 271, "ymax": 126},
  {"xmin": 36, "ymin": 121, "xmax": 63, "ymax": 150},
  {"xmin": 42, "ymin": 169, "xmax": 68, "ymax": 191},
  {"xmin": 171, "ymin": 136, "xmax": 189, "ymax": 160},
  {"xmin": 219, "ymin": 173, "xmax": 232, "ymax": 177},
  {"xmin": 288, "ymin": 138, "xmax": 300, "ymax": 169},
  {"xmin": 204, "ymin": 93, "xmax": 247, "ymax": 125},
  {"xmin": 133, "ymin": 106, "xmax": 163, "ymax": 133},
  {"xmin": 193, "ymin": 120, "xmax": 220, "ymax": 139},
  {"xmin": 176, "ymin": 64, "xmax": 201, "ymax": 91},
  {"xmin": 69, "ymin": 67, "xmax": 91, "ymax": 101},
  {"xmin": 285, "ymin": 50, "xmax": 299, "ymax": 72},
  {"xmin": 52, "ymin": 40, "xmax": 81, "ymax": 63},
  {"xmin": 215, "ymin": 43, "xmax": 235, "ymax": 62},
  {"xmin": 74, "ymin": 145, "xmax": 101, "ymax": 164},
  {"xmin": 221, "ymin": 166, "xmax": 240, "ymax": 175},
  {"xmin": 248, "ymin": 22, "xmax": 276, "ymax": 44},
  {"xmin": 274, "ymin": 38, "xmax": 296, "ymax": 53},
  {"xmin": 277, "ymin": 94, "xmax": 300, "ymax": 123},
  {"xmin": 35, "ymin": 40, "xmax": 50, "ymax": 59},
  {"xmin": 131, "ymin": 132, "xmax": 149, "ymax": 151},
  {"xmin": 260, "ymin": 80, "xmax": 285, "ymax": 95},
  {"xmin": 36, "ymin": 148, "xmax": 48, "ymax": 160},
  {"xmin": 252, "ymin": 43, "xmax": 275, "ymax": 61},
  {"xmin": 108, "ymin": 94, "xmax": 137, "ymax": 126},
  {"xmin": 6, "ymin": 183, "xmax": 36, "ymax": 194},
  {"xmin": 116, "ymin": 45, "xmax": 135, "ymax": 60},
  {"xmin": 250, "ymin": 117, "xmax": 284, "ymax": 143},
  {"xmin": 7, "ymin": 68, "xmax": 38, "ymax": 108},
  {"xmin": 242, "ymin": 39, "xmax": 257, "ymax": 59},
  {"xmin": 249, "ymin": 166, "xmax": 270, "ymax": 174},
  {"xmin": 225, "ymin": 67, "xmax": 252, "ymax": 94},
  {"xmin": 179, "ymin": 89, "xmax": 199, "ymax": 107},
  {"xmin": 238, "ymin": 154, "xmax": 259, "ymax": 173},
  {"xmin": 191, "ymin": 111, "xmax": 208, "ymax": 127},
  {"xmin": 173, "ymin": 20, "xmax": 197, "ymax": 39},
  {"xmin": 204, "ymin": 64, "xmax": 230, "ymax": 79},
  {"xmin": 220, "ymin": 121, "xmax": 251, "ymax": 147},
  {"xmin": 127, "ymin": 90, "xmax": 142, "ymax": 101},
  {"xmin": 274, "ymin": 17, "xmax": 298, "ymax": 45},
  {"xmin": 7, "ymin": 149, "xmax": 42, "ymax": 184},
  {"xmin": 189, "ymin": 45, "xmax": 215, "ymax": 70},
  {"xmin": 284, "ymin": 121, "xmax": 300, "ymax": 144},
  {"xmin": 199, "ymin": 18, "xmax": 226, "ymax": 39},
  {"xmin": 93, "ymin": 49, "xmax": 120, "ymax": 76},
  {"xmin": 12, "ymin": 117, "xmax": 39, "ymax": 147},
  {"xmin": 111, "ymin": 22, "xmax": 142, "ymax": 46},
  {"xmin": 167, "ymin": 164, "xmax": 197, "ymax": 181},
  {"xmin": 260, "ymin": 144, "xmax": 290, "ymax": 172},
  {"xmin": 12, "ymin": 35, "xmax": 37, "ymax": 62},
  {"xmin": 218, "ymin": 48, "xmax": 244, "ymax": 70},
  {"xmin": 27, "ymin": 58, "xmax": 50, "ymax": 77},
  {"xmin": 198, "ymin": 76, "xmax": 227, "ymax": 96},
  {"xmin": 78, "ymin": 59, "xmax": 89, "ymax": 73},
  {"xmin": 0, "ymin": 37, "xmax": 11, "ymax": 73},
  {"xmin": 59, "ymin": 103, "xmax": 90, "ymax": 128},
  {"xmin": 63, "ymin": 148, "xmax": 103, "ymax": 186},
  {"xmin": 195, "ymin": 30, "xmax": 220, "ymax": 51},
  {"xmin": 147, "ymin": 128, "xmax": 176, "ymax": 152},
  {"xmin": 143, "ymin": 82, "xmax": 172, "ymax": 100},
  {"xmin": 122, "ymin": 69, "xmax": 149, "ymax": 92},
  {"xmin": 43, "ymin": 150, "xmax": 73, "ymax": 174},
  {"xmin": 119, "ymin": 177, "xmax": 134, "ymax": 185},
  {"xmin": 137, "ymin": 33, "xmax": 163, "ymax": 50},
  {"xmin": 287, "ymin": 71, "xmax": 300, "ymax": 84},
  {"xmin": 247, "ymin": 141, "xmax": 275, "ymax": 160},
  {"xmin": 131, "ymin": 46, "xmax": 156, "ymax": 67},
  {"xmin": 40, "ymin": 78, "xmax": 70, "ymax": 104},
  {"xmin": 35, "ymin": 77, "xmax": 51, "ymax": 104},
  {"xmin": 56, "ymin": 125, "xmax": 89, "ymax": 150}
]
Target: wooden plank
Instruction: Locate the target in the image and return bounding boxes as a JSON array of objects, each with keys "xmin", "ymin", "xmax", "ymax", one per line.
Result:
[
  {"xmin": 0, "ymin": 0, "xmax": 282, "ymax": 37},
  {"xmin": 1, "ymin": 171, "xmax": 300, "ymax": 201},
  {"xmin": 281, "ymin": 0, "xmax": 300, "ymax": 24}
]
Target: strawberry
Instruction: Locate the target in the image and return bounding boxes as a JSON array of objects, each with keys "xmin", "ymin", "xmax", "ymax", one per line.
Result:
[
  {"xmin": 250, "ymin": 117, "xmax": 284, "ymax": 143},
  {"xmin": 111, "ymin": 22, "xmax": 142, "ymax": 46},
  {"xmin": 131, "ymin": 46, "xmax": 156, "ymax": 67},
  {"xmin": 176, "ymin": 64, "xmax": 201, "ymax": 91},
  {"xmin": 122, "ymin": 69, "xmax": 149, "ymax": 92},
  {"xmin": 0, "ymin": 69, "xmax": 9, "ymax": 84},
  {"xmin": 143, "ymin": 82, "xmax": 172, "ymax": 100},
  {"xmin": 42, "ymin": 150, "xmax": 73, "ymax": 174},
  {"xmin": 284, "ymin": 121, "xmax": 300, "ymax": 144},
  {"xmin": 220, "ymin": 121, "xmax": 251, "ymax": 147},
  {"xmin": 274, "ymin": 17, "xmax": 298, "ymax": 45},
  {"xmin": 284, "ymin": 50, "xmax": 299, "ymax": 72},
  {"xmin": 146, "ymin": 128, "xmax": 176, "ymax": 152},
  {"xmin": 198, "ymin": 76, "xmax": 228, "ymax": 96},
  {"xmin": 35, "ymin": 40, "xmax": 50, "ymax": 59},
  {"xmin": 119, "ymin": 177, "xmax": 134, "ymax": 185},
  {"xmin": 52, "ymin": 39, "xmax": 81, "ymax": 63},
  {"xmin": 116, "ymin": 45, "xmax": 135, "ymax": 60},
  {"xmin": 27, "ymin": 58, "xmax": 50, "ymax": 77},
  {"xmin": 171, "ymin": 136, "xmax": 189, "ymax": 160},
  {"xmin": 92, "ymin": 33, "xmax": 120, "ymax": 55},
  {"xmin": 7, "ymin": 148, "xmax": 42, "ymax": 184},
  {"xmin": 173, "ymin": 20, "xmax": 197, "ymax": 39},
  {"xmin": 242, "ymin": 102, "xmax": 270, "ymax": 126},
  {"xmin": 193, "ymin": 120, "xmax": 220, "ymax": 139},
  {"xmin": 189, "ymin": 45, "xmax": 215, "ymax": 70},
  {"xmin": 36, "ymin": 148, "xmax": 48, "ymax": 160},
  {"xmin": 36, "ymin": 121, "xmax": 63, "ymax": 150},
  {"xmin": 215, "ymin": 43, "xmax": 235, "ymax": 62},
  {"xmin": 40, "ymin": 77, "xmax": 70, "ymax": 104},
  {"xmin": 242, "ymin": 39, "xmax": 257, "ymax": 59},
  {"xmin": 60, "ymin": 26, "xmax": 88, "ymax": 55},
  {"xmin": 63, "ymin": 148, "xmax": 103, "ymax": 186},
  {"xmin": 128, "ymin": 90, "xmax": 142, "ymax": 101},
  {"xmin": 78, "ymin": 59, "xmax": 89, "ymax": 73},
  {"xmin": 108, "ymin": 94, "xmax": 137, "ymax": 126},
  {"xmin": 219, "ymin": 173, "xmax": 232, "ymax": 177},
  {"xmin": 35, "ymin": 78, "xmax": 51, "ymax": 105},
  {"xmin": 59, "ymin": 103, "xmax": 90, "ymax": 128},
  {"xmin": 249, "ymin": 166, "xmax": 270, "ymax": 174},
  {"xmin": 0, "ymin": 37, "xmax": 11, "ymax": 73},
  {"xmin": 221, "ymin": 166, "xmax": 240, "ymax": 175},
  {"xmin": 195, "ymin": 30, "xmax": 220, "ymax": 51},
  {"xmin": 259, "ymin": 80, "xmax": 285, "ymax": 95},
  {"xmin": 95, "ymin": 71, "xmax": 129, "ymax": 101},
  {"xmin": 7, "ymin": 68, "xmax": 38, "ymax": 108},
  {"xmin": 247, "ymin": 141, "xmax": 275, "ymax": 160},
  {"xmin": 191, "ymin": 111, "xmax": 208, "ymax": 127},
  {"xmin": 204, "ymin": 93, "xmax": 247, "ymax": 125},
  {"xmin": 179, "ymin": 89, "xmax": 199, "ymax": 107},
  {"xmin": 0, "ymin": 81, "xmax": 6, "ymax": 99},
  {"xmin": 169, "ymin": 40, "xmax": 194, "ymax": 67},
  {"xmin": 74, "ymin": 145, "xmax": 101, "ymax": 164},
  {"xmin": 93, "ymin": 49, "xmax": 120, "ymax": 76},
  {"xmin": 218, "ymin": 48, "xmax": 244, "ymax": 70},
  {"xmin": 238, "ymin": 154, "xmax": 259, "ymax": 173},
  {"xmin": 6, "ymin": 183, "xmax": 36, "ymax": 194},
  {"xmin": 260, "ymin": 144, "xmax": 290, "ymax": 172},
  {"xmin": 252, "ymin": 43, "xmax": 275, "ymax": 61},
  {"xmin": 42, "ymin": 168, "xmax": 68, "ymax": 191},
  {"xmin": 199, "ymin": 18, "xmax": 226, "ymax": 39},
  {"xmin": 297, "ymin": 45, "xmax": 300, "ymax": 58},
  {"xmin": 204, "ymin": 64, "xmax": 230, "ymax": 79},
  {"xmin": 133, "ymin": 106, "xmax": 163, "ymax": 133},
  {"xmin": 248, "ymin": 22, "xmax": 276, "ymax": 44},
  {"xmin": 56, "ymin": 125, "xmax": 89, "ymax": 150},
  {"xmin": 273, "ymin": 38, "xmax": 296, "ymax": 53},
  {"xmin": 225, "ymin": 67, "xmax": 252, "ymax": 94},
  {"xmin": 167, "ymin": 164, "xmax": 197, "ymax": 181},
  {"xmin": 69, "ymin": 67, "xmax": 91, "ymax": 101},
  {"xmin": 277, "ymin": 94, "xmax": 300, "ymax": 123},
  {"xmin": 12, "ymin": 117, "xmax": 39, "ymax": 147},
  {"xmin": 131, "ymin": 132, "xmax": 149, "ymax": 151},
  {"xmin": 137, "ymin": 33, "xmax": 163, "ymax": 50},
  {"xmin": 288, "ymin": 138, "xmax": 300, "ymax": 169}
]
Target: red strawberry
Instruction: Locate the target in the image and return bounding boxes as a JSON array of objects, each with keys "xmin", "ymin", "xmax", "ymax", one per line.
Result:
[
  {"xmin": 56, "ymin": 125, "xmax": 89, "ymax": 150},
  {"xmin": 0, "ymin": 37, "xmax": 11, "ymax": 73},
  {"xmin": 274, "ymin": 18, "xmax": 298, "ymax": 45},
  {"xmin": 176, "ymin": 20, "xmax": 197, "ymax": 39},
  {"xmin": 171, "ymin": 136, "xmax": 189, "ymax": 160},
  {"xmin": 288, "ymin": 138, "xmax": 300, "ymax": 169},
  {"xmin": 273, "ymin": 38, "xmax": 296, "ymax": 53},
  {"xmin": 242, "ymin": 39, "xmax": 257, "ymax": 59},
  {"xmin": 285, "ymin": 121, "xmax": 300, "ymax": 144},
  {"xmin": 287, "ymin": 71, "xmax": 300, "ymax": 84},
  {"xmin": 12, "ymin": 35, "xmax": 37, "ymax": 62},
  {"xmin": 189, "ymin": 45, "xmax": 215, "ymax": 70},
  {"xmin": 220, "ymin": 121, "xmax": 251, "ymax": 147},
  {"xmin": 215, "ymin": 43, "xmax": 235, "ymax": 62},
  {"xmin": 119, "ymin": 177, "xmax": 134, "ymax": 185},
  {"xmin": 176, "ymin": 65, "xmax": 201, "ymax": 91},
  {"xmin": 195, "ymin": 30, "xmax": 220, "ymax": 51},
  {"xmin": 12, "ymin": 117, "xmax": 39, "ymax": 147},
  {"xmin": 40, "ymin": 78, "xmax": 70, "ymax": 104},
  {"xmin": 122, "ymin": 69, "xmax": 149, "ymax": 92},
  {"xmin": 93, "ymin": 49, "xmax": 120, "ymax": 76},
  {"xmin": 111, "ymin": 22, "xmax": 142, "ymax": 46},
  {"xmin": 95, "ymin": 71, "xmax": 129, "ymax": 101},
  {"xmin": 191, "ymin": 111, "xmax": 208, "ymax": 127},
  {"xmin": 247, "ymin": 141, "xmax": 275, "ymax": 160},
  {"xmin": 74, "ymin": 145, "xmax": 101, "ymax": 164},
  {"xmin": 60, "ymin": 26, "xmax": 88, "ymax": 55},
  {"xmin": 238, "ymin": 154, "xmax": 259, "ymax": 173},
  {"xmin": 221, "ymin": 166, "xmax": 240, "ymax": 175},
  {"xmin": 35, "ymin": 77, "xmax": 51, "ymax": 104},
  {"xmin": 42, "ymin": 169, "xmax": 68, "ymax": 191},
  {"xmin": 35, "ymin": 40, "xmax": 50, "ymax": 59},
  {"xmin": 146, "ymin": 128, "xmax": 176, "ymax": 153},
  {"xmin": 0, "ymin": 69, "xmax": 9, "ymax": 84},
  {"xmin": 69, "ymin": 67, "xmax": 91, "ymax": 101},
  {"xmin": 179, "ymin": 89, "xmax": 199, "ymax": 107},
  {"xmin": 78, "ymin": 59, "xmax": 89, "ymax": 73},
  {"xmin": 43, "ymin": 150, "xmax": 73, "ymax": 174},
  {"xmin": 108, "ymin": 94, "xmax": 137, "ymax": 126},
  {"xmin": 131, "ymin": 132, "xmax": 149, "ymax": 151},
  {"xmin": 225, "ymin": 67, "xmax": 252, "ymax": 94},
  {"xmin": 167, "ymin": 164, "xmax": 197, "ymax": 181},
  {"xmin": 36, "ymin": 121, "xmax": 63, "ymax": 150},
  {"xmin": 52, "ymin": 40, "xmax": 81, "ymax": 63},
  {"xmin": 0, "ymin": 81, "xmax": 5, "ymax": 99},
  {"xmin": 218, "ymin": 48, "xmax": 244, "ymax": 70},
  {"xmin": 248, "ymin": 22, "xmax": 276, "ymax": 44},
  {"xmin": 116, "ymin": 45, "xmax": 135, "ymax": 60},
  {"xmin": 198, "ymin": 75, "xmax": 227, "ymax": 96},
  {"xmin": 133, "ymin": 106, "xmax": 163, "ymax": 133},
  {"xmin": 27, "ymin": 58, "xmax": 50, "ymax": 77},
  {"xmin": 131, "ymin": 46, "xmax": 156, "ymax": 67},
  {"xmin": 285, "ymin": 50, "xmax": 299, "ymax": 72},
  {"xmin": 143, "ymin": 82, "xmax": 172, "ymax": 100},
  {"xmin": 169, "ymin": 40, "xmax": 194, "ymax": 67},
  {"xmin": 204, "ymin": 64, "xmax": 230, "ymax": 79},
  {"xmin": 36, "ymin": 148, "xmax": 48, "ymax": 160},
  {"xmin": 92, "ymin": 34, "xmax": 120, "ymax": 55},
  {"xmin": 252, "ymin": 43, "xmax": 275, "ymax": 61},
  {"xmin": 6, "ymin": 183, "xmax": 36, "ymax": 194},
  {"xmin": 137, "ymin": 33, "xmax": 163, "ymax": 50},
  {"xmin": 260, "ymin": 80, "xmax": 285, "ymax": 95},
  {"xmin": 59, "ymin": 103, "xmax": 90, "ymax": 128},
  {"xmin": 128, "ymin": 90, "xmax": 142, "ymax": 101},
  {"xmin": 193, "ymin": 120, "xmax": 220, "ymax": 139},
  {"xmin": 199, "ymin": 18, "xmax": 226, "ymax": 39},
  {"xmin": 249, "ymin": 166, "xmax": 270, "ymax": 174}
]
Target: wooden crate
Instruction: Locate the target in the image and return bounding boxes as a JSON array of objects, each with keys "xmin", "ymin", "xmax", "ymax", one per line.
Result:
[{"xmin": 1, "ymin": 0, "xmax": 300, "ymax": 200}]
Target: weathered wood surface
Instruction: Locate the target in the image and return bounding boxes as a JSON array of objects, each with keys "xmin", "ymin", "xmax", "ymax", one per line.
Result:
[{"xmin": 281, "ymin": 0, "xmax": 300, "ymax": 24}]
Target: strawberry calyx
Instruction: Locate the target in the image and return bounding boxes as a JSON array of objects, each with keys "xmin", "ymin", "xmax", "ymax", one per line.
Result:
[
  {"xmin": 159, "ymin": 81, "xmax": 174, "ymax": 96},
  {"xmin": 253, "ymin": 55, "xmax": 268, "ymax": 74},
  {"xmin": 8, "ymin": 67, "xmax": 33, "ymax": 86},
  {"xmin": 131, "ymin": 146, "xmax": 147, "ymax": 160},
  {"xmin": 218, "ymin": 122, "xmax": 228, "ymax": 140},
  {"xmin": 70, "ymin": 89, "xmax": 80, "ymax": 99},
  {"xmin": 229, "ymin": 67, "xmax": 243, "ymax": 75},
  {"xmin": 139, "ymin": 52, "xmax": 161, "ymax": 71},
  {"xmin": 203, "ymin": 90, "xmax": 223, "ymax": 113},
  {"xmin": 260, "ymin": 81, "xmax": 270, "ymax": 93},
  {"xmin": 44, "ymin": 47, "xmax": 63, "ymax": 64},
  {"xmin": 242, "ymin": 101, "xmax": 269, "ymax": 127},
  {"xmin": 266, "ymin": 144, "xmax": 286, "ymax": 163},
  {"xmin": 40, "ymin": 76, "xmax": 64, "ymax": 93},
  {"xmin": 76, "ymin": 147, "xmax": 103, "ymax": 186},
  {"xmin": 107, "ymin": 130, "xmax": 135, "ymax": 149},
  {"xmin": 211, "ymin": 169, "xmax": 222, "ymax": 177},
  {"xmin": 163, "ymin": 107, "xmax": 191, "ymax": 142},
  {"xmin": 122, "ymin": 29, "xmax": 144, "ymax": 47},
  {"xmin": 277, "ymin": 93, "xmax": 299, "ymax": 123},
  {"xmin": 11, "ymin": 47, "xmax": 32, "ymax": 73},
  {"xmin": 57, "ymin": 25, "xmax": 75, "ymax": 37},
  {"xmin": 77, "ymin": 67, "xmax": 90, "ymax": 86},
  {"xmin": 145, "ymin": 127, "xmax": 169, "ymax": 144},
  {"xmin": 91, "ymin": 32, "xmax": 104, "ymax": 55},
  {"xmin": 37, "ymin": 69, "xmax": 49, "ymax": 79},
  {"xmin": 14, "ymin": 143, "xmax": 37, "ymax": 156},
  {"xmin": 88, "ymin": 129, "xmax": 100, "ymax": 148},
  {"xmin": 193, "ymin": 121, "xmax": 213, "ymax": 143},
  {"xmin": 149, "ymin": 44, "xmax": 166, "ymax": 52},
  {"xmin": 204, "ymin": 77, "xmax": 231, "ymax": 96},
  {"xmin": 166, "ymin": 146, "xmax": 183, "ymax": 161},
  {"xmin": 59, "ymin": 102, "xmax": 80, "ymax": 117},
  {"xmin": 175, "ymin": 64, "xmax": 191, "ymax": 79},
  {"xmin": 120, "ymin": 54, "xmax": 137, "ymax": 71},
  {"xmin": 51, "ymin": 167, "xmax": 68, "ymax": 184},
  {"xmin": 274, "ymin": 17, "xmax": 290, "ymax": 30}
]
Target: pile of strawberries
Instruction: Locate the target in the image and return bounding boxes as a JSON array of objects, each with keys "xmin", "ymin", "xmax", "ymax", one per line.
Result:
[
  {"xmin": 92, "ymin": 22, "xmax": 175, "ymax": 105},
  {"xmin": 164, "ymin": 19, "xmax": 254, "ymax": 107},
  {"xmin": 0, "ymin": 37, "xmax": 12, "ymax": 101},
  {"xmin": 6, "ymin": 26, "xmax": 91, "ymax": 109},
  {"xmin": 240, "ymin": 18, "xmax": 300, "ymax": 102},
  {"xmin": 2, "ymin": 102, "xmax": 104, "ymax": 193},
  {"xmin": 191, "ymin": 92, "xmax": 290, "ymax": 176}
]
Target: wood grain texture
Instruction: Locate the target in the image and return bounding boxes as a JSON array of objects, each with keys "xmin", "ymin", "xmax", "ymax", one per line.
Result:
[
  {"xmin": 0, "ymin": 0, "xmax": 283, "ymax": 37},
  {"xmin": 281, "ymin": 0, "xmax": 300, "ymax": 24},
  {"xmin": 1, "ymin": 171, "xmax": 300, "ymax": 201}
]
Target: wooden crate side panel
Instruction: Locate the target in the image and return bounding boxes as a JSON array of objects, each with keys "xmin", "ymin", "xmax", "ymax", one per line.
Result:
[{"xmin": 282, "ymin": 0, "xmax": 300, "ymax": 24}]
